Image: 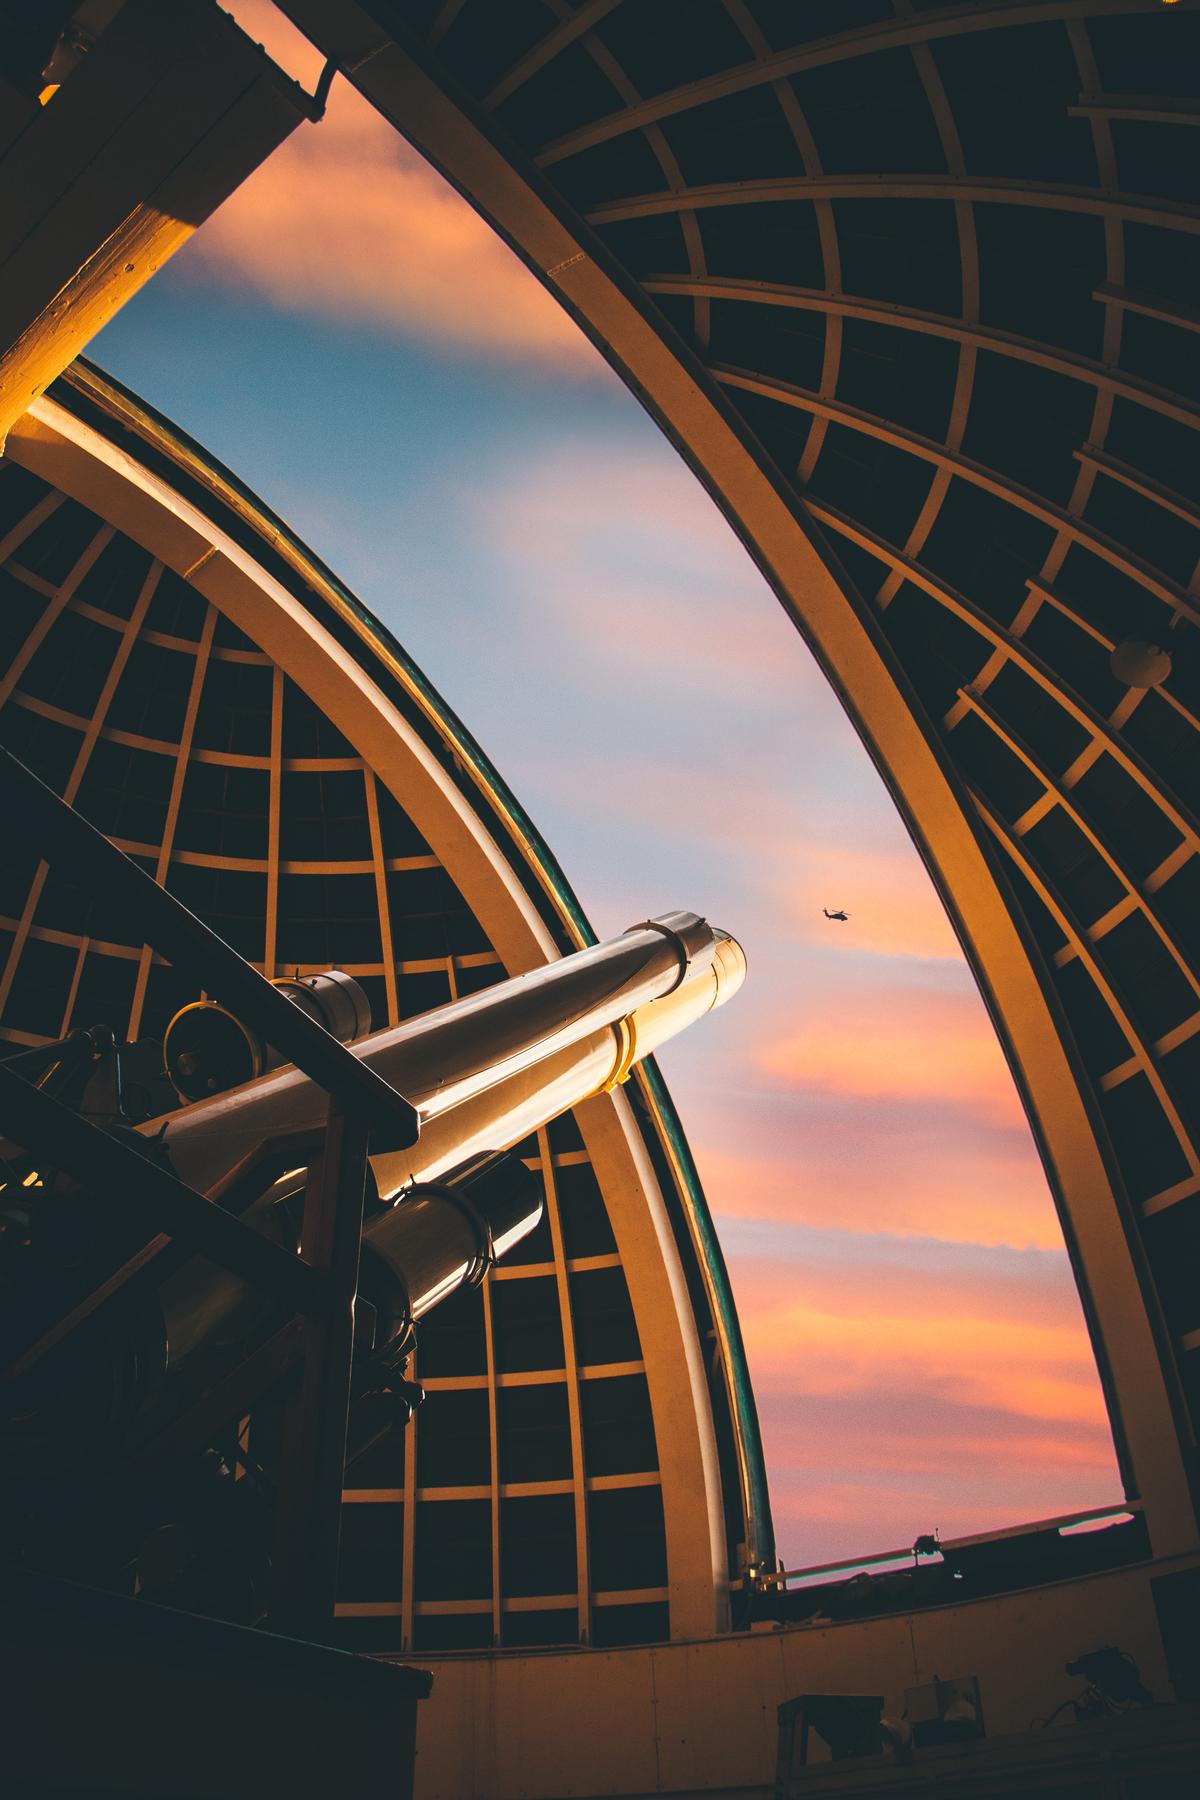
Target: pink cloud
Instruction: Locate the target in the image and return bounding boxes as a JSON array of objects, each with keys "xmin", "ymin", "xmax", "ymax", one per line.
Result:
[
  {"xmin": 189, "ymin": 3, "xmax": 599, "ymax": 369},
  {"xmin": 760, "ymin": 982, "xmax": 1025, "ymax": 1128},
  {"xmin": 678, "ymin": 961, "xmax": 1054, "ymax": 1243},
  {"xmin": 768, "ymin": 1450, "xmax": 1118, "ymax": 1566},
  {"xmin": 758, "ymin": 1376, "xmax": 1119, "ymax": 1563},
  {"xmin": 520, "ymin": 575, "xmax": 811, "ymax": 701},
  {"xmin": 765, "ymin": 1411, "xmax": 1115, "ymax": 1506},
  {"xmin": 779, "ymin": 840, "xmax": 963, "ymax": 963},
  {"xmin": 696, "ymin": 1136, "xmax": 1062, "ymax": 1252},
  {"xmin": 472, "ymin": 445, "xmax": 837, "ymax": 691},
  {"xmin": 729, "ymin": 1258, "xmax": 1110, "ymax": 1519},
  {"xmin": 727, "ymin": 1251, "xmax": 1117, "ymax": 1558},
  {"xmin": 481, "ymin": 445, "xmax": 743, "ymax": 561},
  {"xmin": 748, "ymin": 1302, "xmax": 1103, "ymax": 1426}
]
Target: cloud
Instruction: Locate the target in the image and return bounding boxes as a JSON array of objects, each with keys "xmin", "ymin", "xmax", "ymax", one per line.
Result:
[
  {"xmin": 754, "ymin": 1394, "xmax": 1117, "ymax": 1563},
  {"xmin": 759, "ymin": 981, "xmax": 1025, "ymax": 1128},
  {"xmin": 189, "ymin": 2, "xmax": 599, "ymax": 370},
  {"xmin": 469, "ymin": 445, "xmax": 824, "ymax": 699},
  {"xmin": 755, "ymin": 1375, "xmax": 1118, "ymax": 1564},
  {"xmin": 732, "ymin": 1252, "xmax": 1109, "ymax": 1457},
  {"xmin": 730, "ymin": 1247, "xmax": 1118, "ymax": 1559},
  {"xmin": 748, "ymin": 1302, "xmax": 1103, "ymax": 1424},
  {"xmin": 674, "ymin": 957, "xmax": 1055, "ymax": 1246},
  {"xmin": 481, "ymin": 444, "xmax": 740, "ymax": 569},
  {"xmin": 501, "ymin": 569, "xmax": 808, "ymax": 705},
  {"xmin": 762, "ymin": 1389, "xmax": 1115, "ymax": 1493},
  {"xmin": 697, "ymin": 1130, "xmax": 1063, "ymax": 1252},
  {"xmin": 779, "ymin": 840, "xmax": 963, "ymax": 963}
]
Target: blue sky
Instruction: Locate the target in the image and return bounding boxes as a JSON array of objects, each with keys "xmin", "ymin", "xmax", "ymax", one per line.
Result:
[{"xmin": 89, "ymin": 3, "xmax": 1120, "ymax": 1565}]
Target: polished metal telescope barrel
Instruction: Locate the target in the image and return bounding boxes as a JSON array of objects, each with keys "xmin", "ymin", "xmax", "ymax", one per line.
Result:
[
  {"xmin": 152, "ymin": 911, "xmax": 746, "ymax": 1203},
  {"xmin": 0, "ymin": 915, "xmax": 744, "ymax": 1481},
  {"xmin": 150, "ymin": 911, "xmax": 743, "ymax": 1366}
]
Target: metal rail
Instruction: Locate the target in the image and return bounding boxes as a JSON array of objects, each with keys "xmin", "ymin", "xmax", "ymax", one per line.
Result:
[{"xmin": 765, "ymin": 1503, "xmax": 1143, "ymax": 1591}]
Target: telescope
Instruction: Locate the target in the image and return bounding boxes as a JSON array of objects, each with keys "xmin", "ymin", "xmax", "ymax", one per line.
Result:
[
  {"xmin": 139, "ymin": 910, "xmax": 744, "ymax": 1379},
  {"xmin": 0, "ymin": 911, "xmax": 744, "ymax": 1581}
]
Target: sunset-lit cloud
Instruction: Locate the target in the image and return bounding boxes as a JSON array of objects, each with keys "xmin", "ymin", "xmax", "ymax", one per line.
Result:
[
  {"xmin": 780, "ymin": 840, "xmax": 963, "ymax": 963},
  {"xmin": 762, "ymin": 1391, "xmax": 1115, "ymax": 1498},
  {"xmin": 189, "ymin": 2, "xmax": 598, "ymax": 369},
  {"xmin": 747, "ymin": 1299, "xmax": 1102, "ymax": 1425},
  {"xmin": 731, "ymin": 1238, "xmax": 1118, "ymax": 1559},
  {"xmin": 467, "ymin": 448, "xmax": 1056, "ymax": 1259},
  {"xmin": 695, "ymin": 1129, "xmax": 1063, "ymax": 1252},
  {"xmin": 763, "ymin": 1384, "xmax": 1119, "ymax": 1563},
  {"xmin": 481, "ymin": 443, "xmax": 740, "ymax": 564},
  {"xmin": 760, "ymin": 982, "xmax": 1026, "ymax": 1128},
  {"xmin": 472, "ymin": 445, "xmax": 821, "ymax": 699},
  {"xmin": 678, "ymin": 953, "xmax": 1051, "ymax": 1251},
  {"xmin": 496, "ymin": 566, "xmax": 809, "ymax": 705}
]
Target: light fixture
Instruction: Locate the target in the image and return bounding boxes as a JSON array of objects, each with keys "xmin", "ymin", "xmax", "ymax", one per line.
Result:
[{"xmin": 1109, "ymin": 640, "xmax": 1172, "ymax": 688}]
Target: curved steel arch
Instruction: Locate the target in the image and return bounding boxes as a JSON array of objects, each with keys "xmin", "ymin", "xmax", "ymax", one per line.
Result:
[
  {"xmin": 640, "ymin": 277, "xmax": 1200, "ymax": 434},
  {"xmin": 529, "ymin": 0, "xmax": 1169, "ymax": 164},
  {"xmin": 276, "ymin": 0, "xmax": 1200, "ymax": 1556},
  {"xmin": 582, "ymin": 175, "xmax": 1200, "ymax": 235}
]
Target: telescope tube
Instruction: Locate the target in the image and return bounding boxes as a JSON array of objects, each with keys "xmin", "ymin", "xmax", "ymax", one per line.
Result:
[
  {"xmin": 152, "ymin": 912, "xmax": 745, "ymax": 1206},
  {"xmin": 148, "ymin": 911, "xmax": 743, "ymax": 1368}
]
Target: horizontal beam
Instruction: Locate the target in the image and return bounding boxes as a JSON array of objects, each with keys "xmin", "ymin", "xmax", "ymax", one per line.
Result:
[
  {"xmin": 0, "ymin": 746, "xmax": 419, "ymax": 1146},
  {"xmin": 641, "ymin": 273, "xmax": 1200, "ymax": 433},
  {"xmin": 484, "ymin": 0, "xmax": 623, "ymax": 109},
  {"xmin": 1074, "ymin": 443, "xmax": 1200, "ymax": 529},
  {"xmin": 1069, "ymin": 93, "xmax": 1200, "ymax": 126},
  {"xmin": 959, "ymin": 687, "xmax": 1200, "ymax": 1014},
  {"xmin": 1094, "ymin": 281, "xmax": 1200, "ymax": 336},
  {"xmin": 1025, "ymin": 577, "xmax": 1200, "ymax": 740},
  {"xmin": 586, "ymin": 175, "xmax": 1200, "ymax": 236},
  {"xmin": 713, "ymin": 361, "xmax": 1200, "ymax": 627},
  {"xmin": 972, "ymin": 785, "xmax": 1200, "ymax": 1184},
  {"xmin": 534, "ymin": 0, "xmax": 1166, "ymax": 165}
]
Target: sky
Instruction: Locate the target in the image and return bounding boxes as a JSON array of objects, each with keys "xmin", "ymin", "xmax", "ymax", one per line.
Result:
[{"xmin": 90, "ymin": 2, "xmax": 1122, "ymax": 1568}]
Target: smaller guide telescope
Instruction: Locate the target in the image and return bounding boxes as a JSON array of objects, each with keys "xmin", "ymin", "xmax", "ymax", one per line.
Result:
[{"xmin": 0, "ymin": 913, "xmax": 743, "ymax": 1607}]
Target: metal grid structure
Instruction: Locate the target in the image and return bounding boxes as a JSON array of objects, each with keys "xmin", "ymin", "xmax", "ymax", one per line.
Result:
[
  {"xmin": 274, "ymin": 0, "xmax": 1200, "ymax": 1558},
  {"xmin": 0, "ymin": 368, "xmax": 767, "ymax": 1651},
  {"xmin": 0, "ymin": 470, "xmax": 507, "ymax": 1051},
  {"xmin": 341, "ymin": 1111, "xmax": 671, "ymax": 1654}
]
